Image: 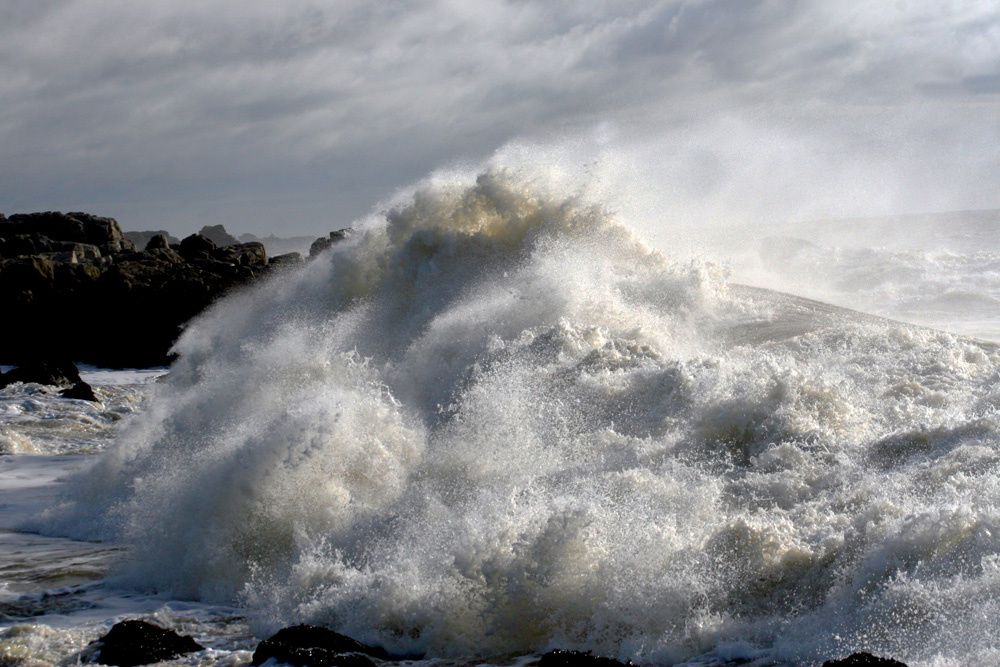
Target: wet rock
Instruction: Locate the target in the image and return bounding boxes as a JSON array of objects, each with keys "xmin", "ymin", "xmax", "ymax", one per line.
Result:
[
  {"xmin": 822, "ymin": 652, "xmax": 909, "ymax": 667},
  {"xmin": 536, "ymin": 649, "xmax": 635, "ymax": 667},
  {"xmin": 251, "ymin": 624, "xmax": 389, "ymax": 667},
  {"xmin": 60, "ymin": 380, "xmax": 98, "ymax": 402},
  {"xmin": 309, "ymin": 228, "xmax": 353, "ymax": 258},
  {"xmin": 0, "ymin": 360, "xmax": 81, "ymax": 389},
  {"xmin": 87, "ymin": 619, "xmax": 203, "ymax": 666},
  {"xmin": 269, "ymin": 251, "xmax": 303, "ymax": 268}
]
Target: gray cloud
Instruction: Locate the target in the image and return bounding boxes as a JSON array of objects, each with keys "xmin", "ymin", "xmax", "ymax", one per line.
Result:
[{"xmin": 0, "ymin": 0, "xmax": 997, "ymax": 235}]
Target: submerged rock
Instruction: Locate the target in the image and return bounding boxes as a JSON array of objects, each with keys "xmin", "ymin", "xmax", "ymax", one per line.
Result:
[
  {"xmin": 88, "ymin": 619, "xmax": 203, "ymax": 666},
  {"xmin": 251, "ymin": 624, "xmax": 389, "ymax": 667},
  {"xmin": 60, "ymin": 380, "xmax": 98, "ymax": 402},
  {"xmin": 536, "ymin": 649, "xmax": 635, "ymax": 667},
  {"xmin": 0, "ymin": 360, "xmax": 81, "ymax": 389},
  {"xmin": 822, "ymin": 652, "xmax": 909, "ymax": 666}
]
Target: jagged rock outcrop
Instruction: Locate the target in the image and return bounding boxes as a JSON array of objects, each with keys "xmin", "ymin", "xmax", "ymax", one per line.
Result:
[
  {"xmin": 2, "ymin": 211, "xmax": 134, "ymax": 255},
  {"xmin": 0, "ymin": 212, "xmax": 275, "ymax": 367},
  {"xmin": 309, "ymin": 228, "xmax": 353, "ymax": 258}
]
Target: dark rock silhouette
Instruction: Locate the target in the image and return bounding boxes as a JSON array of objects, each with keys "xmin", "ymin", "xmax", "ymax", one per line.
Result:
[
  {"xmin": 0, "ymin": 212, "xmax": 348, "ymax": 368},
  {"xmin": 822, "ymin": 652, "xmax": 908, "ymax": 666},
  {"xmin": 536, "ymin": 649, "xmax": 635, "ymax": 667},
  {"xmin": 310, "ymin": 228, "xmax": 353, "ymax": 258},
  {"xmin": 198, "ymin": 224, "xmax": 239, "ymax": 247},
  {"xmin": 125, "ymin": 229, "xmax": 180, "ymax": 248},
  {"xmin": 87, "ymin": 619, "xmax": 203, "ymax": 667},
  {"xmin": 0, "ymin": 212, "xmax": 275, "ymax": 367},
  {"xmin": 251, "ymin": 624, "xmax": 389, "ymax": 667}
]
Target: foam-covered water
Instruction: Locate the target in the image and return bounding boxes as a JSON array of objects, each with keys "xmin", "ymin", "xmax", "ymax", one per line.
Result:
[{"xmin": 6, "ymin": 171, "xmax": 988, "ymax": 666}]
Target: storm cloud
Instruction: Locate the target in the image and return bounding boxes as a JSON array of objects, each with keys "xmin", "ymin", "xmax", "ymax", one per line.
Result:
[{"xmin": 1, "ymin": 1, "xmax": 998, "ymax": 235}]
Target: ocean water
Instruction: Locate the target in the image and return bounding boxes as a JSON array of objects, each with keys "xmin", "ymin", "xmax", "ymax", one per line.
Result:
[{"xmin": 1, "ymin": 171, "xmax": 999, "ymax": 666}]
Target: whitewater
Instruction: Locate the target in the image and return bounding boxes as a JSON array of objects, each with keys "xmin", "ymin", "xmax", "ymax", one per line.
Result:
[{"xmin": 2, "ymin": 169, "xmax": 1000, "ymax": 666}]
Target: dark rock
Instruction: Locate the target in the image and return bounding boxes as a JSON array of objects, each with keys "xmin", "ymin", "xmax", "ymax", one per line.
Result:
[
  {"xmin": 89, "ymin": 619, "xmax": 203, "ymax": 667},
  {"xmin": 60, "ymin": 380, "xmax": 98, "ymax": 402},
  {"xmin": 251, "ymin": 624, "xmax": 390, "ymax": 667},
  {"xmin": 822, "ymin": 653, "xmax": 909, "ymax": 667},
  {"xmin": 309, "ymin": 236, "xmax": 333, "ymax": 257},
  {"xmin": 5, "ymin": 211, "xmax": 134, "ymax": 255},
  {"xmin": 309, "ymin": 228, "xmax": 353, "ymax": 258},
  {"xmin": 214, "ymin": 242, "xmax": 267, "ymax": 268},
  {"xmin": 144, "ymin": 234, "xmax": 170, "ymax": 251},
  {"xmin": 0, "ymin": 211, "xmax": 287, "ymax": 368},
  {"xmin": 269, "ymin": 252, "xmax": 304, "ymax": 267},
  {"xmin": 536, "ymin": 649, "xmax": 635, "ymax": 667},
  {"xmin": 178, "ymin": 233, "xmax": 216, "ymax": 259},
  {"xmin": 198, "ymin": 224, "xmax": 239, "ymax": 247},
  {"xmin": 125, "ymin": 230, "xmax": 180, "ymax": 248},
  {"xmin": 0, "ymin": 360, "xmax": 81, "ymax": 389}
]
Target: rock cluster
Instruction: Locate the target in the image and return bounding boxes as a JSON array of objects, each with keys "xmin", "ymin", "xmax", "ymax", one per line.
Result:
[
  {"xmin": 78, "ymin": 618, "xmax": 913, "ymax": 667},
  {"xmin": 0, "ymin": 212, "xmax": 306, "ymax": 368}
]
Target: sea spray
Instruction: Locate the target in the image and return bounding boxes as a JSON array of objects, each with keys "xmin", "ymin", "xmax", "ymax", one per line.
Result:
[{"xmin": 42, "ymin": 170, "xmax": 1000, "ymax": 664}]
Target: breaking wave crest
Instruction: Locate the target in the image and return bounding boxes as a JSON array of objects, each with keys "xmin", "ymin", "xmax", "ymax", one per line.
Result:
[{"xmin": 44, "ymin": 170, "xmax": 1000, "ymax": 664}]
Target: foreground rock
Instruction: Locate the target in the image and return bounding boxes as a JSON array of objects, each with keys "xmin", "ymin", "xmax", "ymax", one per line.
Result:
[
  {"xmin": 0, "ymin": 359, "xmax": 82, "ymax": 388},
  {"xmin": 251, "ymin": 625, "xmax": 390, "ymax": 667},
  {"xmin": 536, "ymin": 649, "xmax": 634, "ymax": 666},
  {"xmin": 0, "ymin": 360, "xmax": 98, "ymax": 401},
  {"xmin": 86, "ymin": 619, "xmax": 203, "ymax": 666},
  {"xmin": 822, "ymin": 653, "xmax": 908, "ymax": 666}
]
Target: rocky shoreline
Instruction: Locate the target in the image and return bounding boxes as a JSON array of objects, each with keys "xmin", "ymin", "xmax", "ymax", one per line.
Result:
[
  {"xmin": 0, "ymin": 211, "xmax": 345, "ymax": 369},
  {"xmin": 83, "ymin": 619, "xmax": 909, "ymax": 667}
]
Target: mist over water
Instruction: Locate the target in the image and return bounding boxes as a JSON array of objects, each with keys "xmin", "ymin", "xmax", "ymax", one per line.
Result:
[{"xmin": 36, "ymin": 164, "xmax": 1000, "ymax": 665}]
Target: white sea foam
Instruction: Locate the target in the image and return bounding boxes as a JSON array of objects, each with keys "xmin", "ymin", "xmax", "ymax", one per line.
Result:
[{"xmin": 35, "ymin": 170, "xmax": 1000, "ymax": 665}]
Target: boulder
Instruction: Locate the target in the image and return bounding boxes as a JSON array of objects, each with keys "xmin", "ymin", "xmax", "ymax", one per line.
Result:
[
  {"xmin": 4, "ymin": 211, "xmax": 134, "ymax": 255},
  {"xmin": 822, "ymin": 653, "xmax": 908, "ymax": 667},
  {"xmin": 214, "ymin": 242, "xmax": 267, "ymax": 268},
  {"xmin": 88, "ymin": 619, "xmax": 203, "ymax": 667},
  {"xmin": 144, "ymin": 234, "xmax": 170, "ymax": 251},
  {"xmin": 309, "ymin": 228, "xmax": 353, "ymax": 258},
  {"xmin": 125, "ymin": 230, "xmax": 180, "ymax": 248},
  {"xmin": 0, "ymin": 360, "xmax": 81, "ymax": 389},
  {"xmin": 536, "ymin": 649, "xmax": 635, "ymax": 667},
  {"xmin": 269, "ymin": 252, "xmax": 304, "ymax": 268},
  {"xmin": 60, "ymin": 380, "xmax": 98, "ymax": 402},
  {"xmin": 251, "ymin": 625, "xmax": 390, "ymax": 667},
  {"xmin": 178, "ymin": 233, "xmax": 216, "ymax": 259},
  {"xmin": 198, "ymin": 224, "xmax": 239, "ymax": 247}
]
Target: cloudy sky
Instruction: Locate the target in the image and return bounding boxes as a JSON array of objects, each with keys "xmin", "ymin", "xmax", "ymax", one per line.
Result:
[{"xmin": 1, "ymin": 1, "xmax": 998, "ymax": 236}]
